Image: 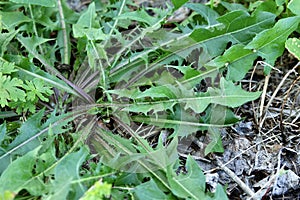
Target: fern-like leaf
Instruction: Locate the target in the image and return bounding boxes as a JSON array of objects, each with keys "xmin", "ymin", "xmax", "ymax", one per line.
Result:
[{"xmin": 0, "ymin": 73, "xmax": 25, "ymax": 107}]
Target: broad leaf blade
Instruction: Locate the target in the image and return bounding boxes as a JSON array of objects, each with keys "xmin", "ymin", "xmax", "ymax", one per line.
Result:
[
  {"xmin": 0, "ymin": 11, "xmax": 31, "ymax": 30},
  {"xmin": 124, "ymin": 102, "xmax": 176, "ymax": 115},
  {"xmin": 0, "ymin": 147, "xmax": 41, "ymax": 194},
  {"xmin": 288, "ymin": 0, "xmax": 300, "ymax": 16},
  {"xmin": 9, "ymin": 0, "xmax": 56, "ymax": 7},
  {"xmin": 245, "ymin": 16, "xmax": 300, "ymax": 72},
  {"xmin": 0, "ymin": 123, "xmax": 5, "ymax": 144},
  {"xmin": 214, "ymin": 185, "xmax": 229, "ymax": 200},
  {"xmin": 7, "ymin": 110, "xmax": 44, "ymax": 155},
  {"xmin": 0, "ymin": 31, "xmax": 18, "ymax": 56},
  {"xmin": 285, "ymin": 38, "xmax": 300, "ymax": 60},
  {"xmin": 189, "ymin": 10, "xmax": 276, "ymax": 48},
  {"xmin": 205, "ymin": 128, "xmax": 224, "ymax": 155},
  {"xmin": 221, "ymin": 2, "xmax": 248, "ymax": 11},
  {"xmin": 176, "ymin": 10, "xmax": 275, "ymax": 87},
  {"xmin": 81, "ymin": 181, "xmax": 112, "ymax": 200},
  {"xmin": 167, "ymin": 156, "xmax": 207, "ymax": 199},
  {"xmin": 48, "ymin": 147, "xmax": 89, "ymax": 200},
  {"xmin": 73, "ymin": 3, "xmax": 107, "ymax": 40},
  {"xmin": 134, "ymin": 179, "xmax": 169, "ymax": 200},
  {"xmin": 171, "ymin": 0, "xmax": 189, "ymax": 10},
  {"xmin": 207, "ymin": 44, "xmax": 256, "ymax": 81},
  {"xmin": 185, "ymin": 3, "xmax": 220, "ymax": 25},
  {"xmin": 135, "ymin": 85, "xmax": 178, "ymax": 99},
  {"xmin": 117, "ymin": 10, "xmax": 158, "ymax": 26}
]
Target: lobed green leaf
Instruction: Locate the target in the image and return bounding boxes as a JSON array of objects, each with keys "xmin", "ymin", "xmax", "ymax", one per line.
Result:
[{"xmin": 0, "ymin": 73, "xmax": 26, "ymax": 107}]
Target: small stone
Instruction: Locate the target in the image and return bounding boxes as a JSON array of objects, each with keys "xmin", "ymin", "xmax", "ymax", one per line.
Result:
[{"xmin": 272, "ymin": 169, "xmax": 300, "ymax": 196}]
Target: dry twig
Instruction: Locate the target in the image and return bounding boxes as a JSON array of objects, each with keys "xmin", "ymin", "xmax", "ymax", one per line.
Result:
[
  {"xmin": 216, "ymin": 158, "xmax": 256, "ymax": 198},
  {"xmin": 259, "ymin": 62, "xmax": 300, "ymax": 130}
]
